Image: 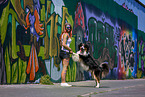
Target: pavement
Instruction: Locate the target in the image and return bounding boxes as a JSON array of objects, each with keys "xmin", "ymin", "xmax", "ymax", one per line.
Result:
[{"xmin": 0, "ymin": 79, "xmax": 145, "ymax": 97}]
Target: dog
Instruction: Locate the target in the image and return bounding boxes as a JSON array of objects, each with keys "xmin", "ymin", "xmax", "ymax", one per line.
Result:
[{"xmin": 72, "ymin": 43, "xmax": 109, "ymax": 88}]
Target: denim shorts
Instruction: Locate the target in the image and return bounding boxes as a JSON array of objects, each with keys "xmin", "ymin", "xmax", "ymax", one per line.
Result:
[{"xmin": 59, "ymin": 50, "xmax": 70, "ymax": 59}]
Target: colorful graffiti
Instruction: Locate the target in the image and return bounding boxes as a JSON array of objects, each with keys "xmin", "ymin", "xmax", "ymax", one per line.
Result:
[
  {"xmin": 118, "ymin": 28, "xmax": 137, "ymax": 79},
  {"xmin": 74, "ymin": 1, "xmax": 138, "ymax": 80},
  {"xmin": 122, "ymin": 2, "xmax": 134, "ymax": 13},
  {"xmin": 0, "ymin": 0, "xmax": 76, "ymax": 84},
  {"xmin": 137, "ymin": 31, "xmax": 145, "ymax": 78},
  {"xmin": 0, "ymin": 0, "xmax": 144, "ymax": 84}
]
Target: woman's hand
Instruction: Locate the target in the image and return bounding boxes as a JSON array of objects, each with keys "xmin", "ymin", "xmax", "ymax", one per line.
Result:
[{"xmin": 69, "ymin": 50, "xmax": 73, "ymax": 54}]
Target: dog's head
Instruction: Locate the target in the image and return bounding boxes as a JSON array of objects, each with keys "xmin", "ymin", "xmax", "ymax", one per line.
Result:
[{"xmin": 78, "ymin": 43, "xmax": 89, "ymax": 54}]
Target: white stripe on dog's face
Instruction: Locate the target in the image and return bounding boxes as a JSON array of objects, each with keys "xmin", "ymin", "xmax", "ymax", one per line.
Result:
[
  {"xmin": 83, "ymin": 51, "xmax": 88, "ymax": 56},
  {"xmin": 79, "ymin": 49, "xmax": 88, "ymax": 56},
  {"xmin": 80, "ymin": 46, "xmax": 87, "ymax": 53}
]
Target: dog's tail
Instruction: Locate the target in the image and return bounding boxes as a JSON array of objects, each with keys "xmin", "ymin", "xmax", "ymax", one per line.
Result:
[{"xmin": 100, "ymin": 62, "xmax": 109, "ymax": 78}]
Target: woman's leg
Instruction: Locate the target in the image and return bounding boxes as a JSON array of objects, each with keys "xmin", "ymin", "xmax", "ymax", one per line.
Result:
[{"xmin": 61, "ymin": 58, "xmax": 70, "ymax": 83}]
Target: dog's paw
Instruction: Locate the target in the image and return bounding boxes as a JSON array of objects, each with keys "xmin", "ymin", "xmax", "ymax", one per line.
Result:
[{"xmin": 72, "ymin": 53, "xmax": 79, "ymax": 62}]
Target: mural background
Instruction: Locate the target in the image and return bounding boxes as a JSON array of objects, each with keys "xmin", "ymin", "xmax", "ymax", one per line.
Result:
[{"xmin": 0, "ymin": 0, "xmax": 145, "ymax": 84}]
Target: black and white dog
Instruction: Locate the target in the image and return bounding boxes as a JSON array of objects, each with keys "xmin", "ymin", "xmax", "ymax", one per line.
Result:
[{"xmin": 72, "ymin": 43, "xmax": 109, "ymax": 88}]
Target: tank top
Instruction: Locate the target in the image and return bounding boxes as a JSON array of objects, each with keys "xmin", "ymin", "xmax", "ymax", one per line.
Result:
[{"xmin": 61, "ymin": 33, "xmax": 72, "ymax": 52}]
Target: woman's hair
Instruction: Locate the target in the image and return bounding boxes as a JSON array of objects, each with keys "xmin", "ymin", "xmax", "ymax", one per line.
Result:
[{"xmin": 59, "ymin": 23, "xmax": 72, "ymax": 46}]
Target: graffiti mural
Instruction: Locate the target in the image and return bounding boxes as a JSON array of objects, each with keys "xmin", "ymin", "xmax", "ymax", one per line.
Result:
[
  {"xmin": 137, "ymin": 31, "xmax": 145, "ymax": 78},
  {"xmin": 0, "ymin": 0, "xmax": 144, "ymax": 84},
  {"xmin": 0, "ymin": 0, "xmax": 76, "ymax": 84},
  {"xmin": 118, "ymin": 28, "xmax": 137, "ymax": 79},
  {"xmin": 23, "ymin": 0, "xmax": 43, "ymax": 81},
  {"xmin": 74, "ymin": 1, "xmax": 138, "ymax": 80},
  {"xmin": 122, "ymin": 2, "xmax": 134, "ymax": 13},
  {"xmin": 74, "ymin": 2, "xmax": 86, "ymax": 81}
]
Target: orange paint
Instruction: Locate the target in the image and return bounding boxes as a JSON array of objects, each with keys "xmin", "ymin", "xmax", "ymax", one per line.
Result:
[
  {"xmin": 30, "ymin": 45, "xmax": 35, "ymax": 81},
  {"xmin": 34, "ymin": 46, "xmax": 39, "ymax": 72},
  {"xmin": 26, "ymin": 45, "xmax": 32, "ymax": 74},
  {"xmin": 23, "ymin": 11, "xmax": 30, "ymax": 34},
  {"xmin": 34, "ymin": 9, "xmax": 44, "ymax": 35}
]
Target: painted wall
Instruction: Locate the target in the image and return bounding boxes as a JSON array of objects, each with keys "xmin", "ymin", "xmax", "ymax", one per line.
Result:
[
  {"xmin": 0, "ymin": 0, "xmax": 76, "ymax": 84},
  {"xmin": 0, "ymin": 0, "xmax": 144, "ymax": 84},
  {"xmin": 73, "ymin": 1, "xmax": 138, "ymax": 80},
  {"xmin": 114, "ymin": 0, "xmax": 145, "ymax": 32},
  {"xmin": 137, "ymin": 30, "xmax": 145, "ymax": 78}
]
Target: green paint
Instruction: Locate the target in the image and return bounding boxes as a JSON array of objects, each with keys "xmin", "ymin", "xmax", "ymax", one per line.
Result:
[
  {"xmin": 142, "ymin": 56, "xmax": 145, "ymax": 68},
  {"xmin": 139, "ymin": 55, "xmax": 141, "ymax": 68},
  {"xmin": 11, "ymin": 62, "xmax": 18, "ymax": 83},
  {"xmin": 4, "ymin": 47, "xmax": 11, "ymax": 84},
  {"xmin": 63, "ymin": 0, "xmax": 137, "ymax": 28},
  {"xmin": 20, "ymin": 0, "xmax": 24, "ymax": 9},
  {"xmin": 1, "ymin": 2, "xmax": 10, "ymax": 45},
  {"xmin": 18, "ymin": 58, "xmax": 27, "ymax": 83},
  {"xmin": 50, "ymin": 3, "xmax": 54, "ymax": 14},
  {"xmin": 41, "ymin": 5, "xmax": 45, "ymax": 21},
  {"xmin": 12, "ymin": 15, "xmax": 18, "ymax": 59},
  {"xmin": 47, "ymin": 24, "xmax": 51, "ymax": 38},
  {"xmin": 65, "ymin": 37, "xmax": 76, "ymax": 82},
  {"xmin": 141, "ymin": 44, "xmax": 144, "ymax": 54},
  {"xmin": 18, "ymin": 58, "xmax": 22, "ymax": 83},
  {"xmin": 139, "ymin": 43, "xmax": 140, "ymax": 53},
  {"xmin": 23, "ymin": 45, "xmax": 31, "ymax": 56},
  {"xmin": 8, "ymin": 14, "xmax": 12, "ymax": 23},
  {"xmin": 57, "ymin": 16, "xmax": 62, "ymax": 35},
  {"xmin": 40, "ymin": 0, "xmax": 45, "ymax": 4},
  {"xmin": 38, "ymin": 46, "xmax": 45, "ymax": 59},
  {"xmin": 20, "ymin": 61, "xmax": 27, "ymax": 83}
]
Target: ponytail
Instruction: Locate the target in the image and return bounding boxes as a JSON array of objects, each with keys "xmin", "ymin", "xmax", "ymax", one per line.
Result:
[{"xmin": 59, "ymin": 31, "xmax": 64, "ymax": 47}]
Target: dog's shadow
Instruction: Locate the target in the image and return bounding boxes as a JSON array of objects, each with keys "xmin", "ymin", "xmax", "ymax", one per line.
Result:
[
  {"xmin": 72, "ymin": 85, "xmax": 110, "ymax": 88},
  {"xmin": 99, "ymin": 86, "xmax": 110, "ymax": 88}
]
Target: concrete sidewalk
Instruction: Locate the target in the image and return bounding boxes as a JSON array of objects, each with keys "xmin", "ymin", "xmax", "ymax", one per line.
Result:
[{"xmin": 0, "ymin": 79, "xmax": 145, "ymax": 97}]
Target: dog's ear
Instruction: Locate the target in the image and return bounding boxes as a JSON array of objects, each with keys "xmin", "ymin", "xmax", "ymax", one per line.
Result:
[{"xmin": 78, "ymin": 43, "xmax": 83, "ymax": 50}]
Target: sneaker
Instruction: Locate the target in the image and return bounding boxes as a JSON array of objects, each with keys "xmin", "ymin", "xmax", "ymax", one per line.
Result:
[
  {"xmin": 96, "ymin": 83, "xmax": 99, "ymax": 88},
  {"xmin": 61, "ymin": 83, "xmax": 72, "ymax": 87}
]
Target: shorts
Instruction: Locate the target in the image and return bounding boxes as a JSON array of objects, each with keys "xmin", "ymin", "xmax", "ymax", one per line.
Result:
[{"xmin": 59, "ymin": 50, "xmax": 70, "ymax": 59}]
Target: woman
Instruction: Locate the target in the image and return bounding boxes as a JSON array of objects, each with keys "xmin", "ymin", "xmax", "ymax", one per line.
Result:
[{"xmin": 59, "ymin": 23, "xmax": 73, "ymax": 86}]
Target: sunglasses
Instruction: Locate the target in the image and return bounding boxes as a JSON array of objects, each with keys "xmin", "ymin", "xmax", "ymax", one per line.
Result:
[{"xmin": 66, "ymin": 25, "xmax": 71, "ymax": 30}]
